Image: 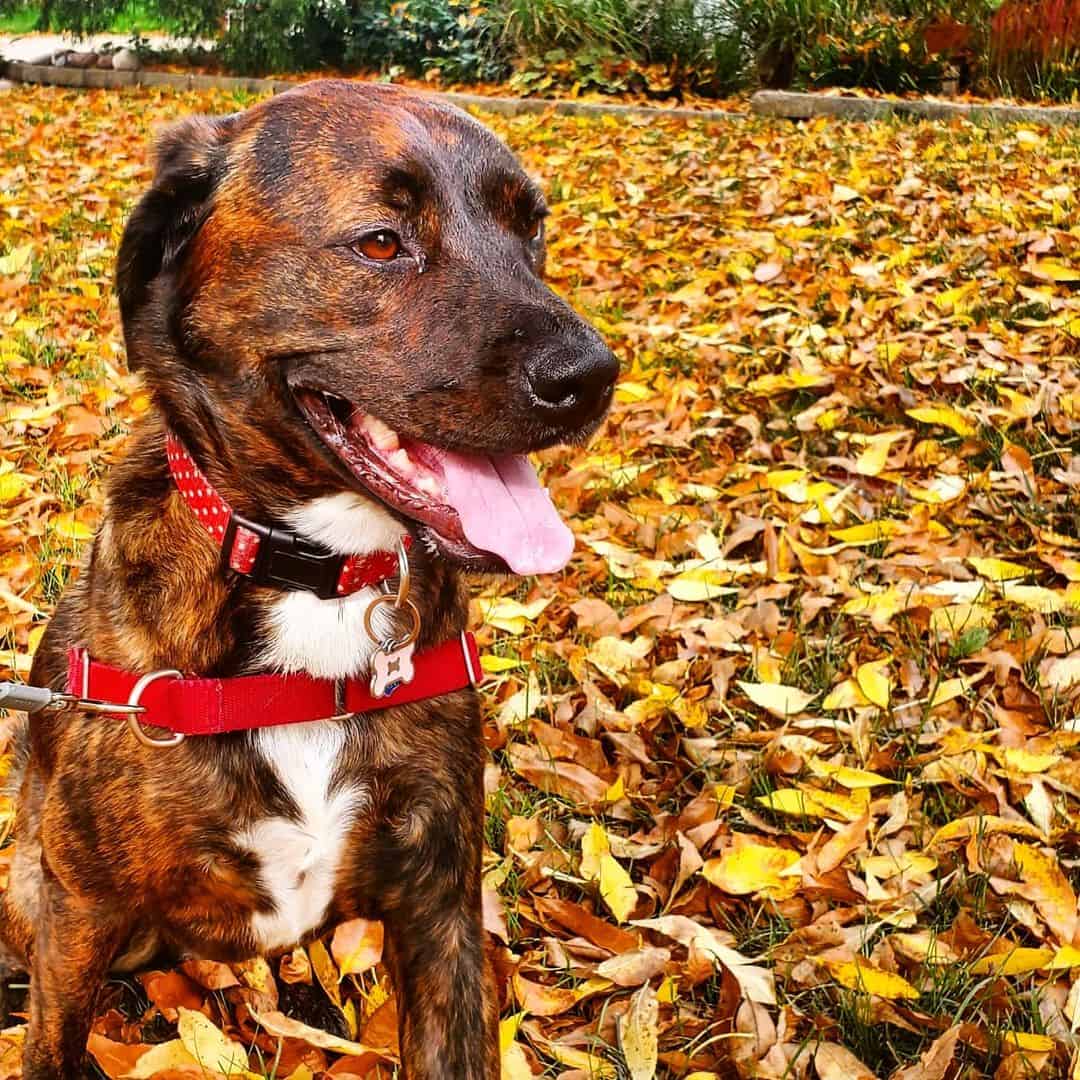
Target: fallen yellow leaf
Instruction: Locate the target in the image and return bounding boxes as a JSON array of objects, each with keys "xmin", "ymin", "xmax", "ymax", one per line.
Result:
[
  {"xmin": 969, "ymin": 947, "xmax": 1054, "ymax": 976},
  {"xmin": 809, "ymin": 757, "xmax": 897, "ymax": 789},
  {"xmin": 906, "ymin": 404, "xmax": 976, "ymax": 437},
  {"xmin": 855, "ymin": 659, "xmax": 892, "ymax": 709},
  {"xmin": 929, "ymin": 815, "xmax": 1044, "ymax": 846},
  {"xmin": 666, "ymin": 565, "xmax": 738, "ymax": 602},
  {"xmin": 1012, "ymin": 843, "xmax": 1078, "ymax": 945},
  {"xmin": 599, "ymin": 852, "xmax": 638, "ymax": 923},
  {"xmin": 1028, "ymin": 259, "xmax": 1080, "ymax": 282},
  {"xmin": 825, "ymin": 960, "xmax": 920, "ymax": 1000},
  {"xmin": 1001, "ymin": 1031, "xmax": 1055, "ymax": 1053},
  {"xmin": 701, "ymin": 841, "xmax": 800, "ymax": 899},
  {"xmin": 823, "ymin": 679, "xmax": 871, "ymax": 710},
  {"xmin": 51, "ymin": 511, "xmax": 94, "ymax": 542},
  {"xmin": 967, "ymin": 556, "xmax": 1033, "ymax": 582},
  {"xmin": 480, "ymin": 596, "xmax": 553, "ymax": 634},
  {"xmin": 580, "ymin": 820, "xmax": 610, "ymax": 881},
  {"xmin": 756, "ymin": 788, "xmax": 829, "ymax": 819},
  {"xmin": 176, "ymin": 1007, "xmax": 250, "ymax": 1075}
]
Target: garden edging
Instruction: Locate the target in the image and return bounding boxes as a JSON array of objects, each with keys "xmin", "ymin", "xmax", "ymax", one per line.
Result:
[
  {"xmin": 752, "ymin": 88, "xmax": 1080, "ymax": 127},
  {"xmin": 2, "ymin": 60, "xmax": 736, "ymax": 122},
  {"xmin": 9, "ymin": 61, "xmax": 1080, "ymax": 128}
]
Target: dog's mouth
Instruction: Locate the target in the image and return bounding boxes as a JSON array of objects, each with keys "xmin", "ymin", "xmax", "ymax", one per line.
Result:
[{"xmin": 293, "ymin": 389, "xmax": 575, "ymax": 575}]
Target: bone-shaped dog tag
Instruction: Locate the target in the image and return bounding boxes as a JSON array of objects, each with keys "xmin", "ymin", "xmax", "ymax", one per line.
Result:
[{"xmin": 370, "ymin": 642, "xmax": 416, "ymax": 698}]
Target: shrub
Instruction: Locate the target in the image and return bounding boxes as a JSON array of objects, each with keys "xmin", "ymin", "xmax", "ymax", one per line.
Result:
[
  {"xmin": 717, "ymin": 0, "xmax": 1006, "ymax": 93},
  {"xmin": 718, "ymin": 0, "xmax": 848, "ymax": 88},
  {"xmin": 803, "ymin": 14, "xmax": 950, "ymax": 93},
  {"xmin": 19, "ymin": 0, "xmax": 127, "ymax": 34},
  {"xmin": 217, "ymin": 0, "xmax": 504, "ymax": 79},
  {"xmin": 492, "ymin": 0, "xmax": 746, "ymax": 97},
  {"xmin": 0, "ymin": 0, "xmax": 221, "ymax": 34},
  {"xmin": 340, "ymin": 0, "xmax": 506, "ymax": 83},
  {"xmin": 989, "ymin": 0, "xmax": 1080, "ymax": 99},
  {"xmin": 219, "ymin": 0, "xmax": 346, "ymax": 75},
  {"xmin": 6, "ymin": 0, "xmax": 1080, "ymax": 102},
  {"xmin": 153, "ymin": 0, "xmax": 223, "ymax": 38}
]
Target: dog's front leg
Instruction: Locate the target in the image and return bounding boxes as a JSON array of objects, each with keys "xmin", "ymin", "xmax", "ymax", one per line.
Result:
[
  {"xmin": 372, "ymin": 775, "xmax": 498, "ymax": 1080},
  {"xmin": 23, "ymin": 875, "xmax": 128, "ymax": 1080},
  {"xmin": 383, "ymin": 900, "xmax": 498, "ymax": 1080}
]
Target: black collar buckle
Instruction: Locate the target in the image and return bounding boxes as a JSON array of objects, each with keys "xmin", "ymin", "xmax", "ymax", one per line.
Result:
[{"xmin": 221, "ymin": 513, "xmax": 343, "ymax": 600}]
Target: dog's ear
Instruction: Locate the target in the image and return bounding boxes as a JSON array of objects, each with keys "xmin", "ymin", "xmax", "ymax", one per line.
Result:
[{"xmin": 116, "ymin": 114, "xmax": 238, "ymax": 349}]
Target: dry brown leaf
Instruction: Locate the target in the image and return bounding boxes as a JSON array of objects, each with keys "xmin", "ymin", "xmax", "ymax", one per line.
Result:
[
  {"xmin": 250, "ymin": 1009, "xmax": 396, "ymax": 1061},
  {"xmin": 814, "ymin": 1042, "xmax": 875, "ymax": 1080}
]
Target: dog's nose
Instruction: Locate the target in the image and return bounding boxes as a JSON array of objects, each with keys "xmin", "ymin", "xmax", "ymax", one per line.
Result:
[{"xmin": 525, "ymin": 340, "xmax": 618, "ymax": 426}]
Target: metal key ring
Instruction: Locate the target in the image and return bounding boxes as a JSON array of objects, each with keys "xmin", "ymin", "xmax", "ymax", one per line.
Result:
[
  {"xmin": 392, "ymin": 538, "xmax": 411, "ymax": 608},
  {"xmin": 125, "ymin": 669, "xmax": 185, "ymax": 749},
  {"xmin": 364, "ymin": 595, "xmax": 421, "ymax": 652}
]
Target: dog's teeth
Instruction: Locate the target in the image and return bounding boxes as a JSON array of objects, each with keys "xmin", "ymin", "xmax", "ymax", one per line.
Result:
[
  {"xmin": 388, "ymin": 449, "xmax": 415, "ymax": 476},
  {"xmin": 361, "ymin": 414, "xmax": 401, "ymax": 452},
  {"xmin": 414, "ymin": 473, "xmax": 442, "ymax": 497}
]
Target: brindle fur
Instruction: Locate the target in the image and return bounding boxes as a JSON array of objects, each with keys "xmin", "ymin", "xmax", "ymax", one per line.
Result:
[{"xmin": 3, "ymin": 80, "xmax": 614, "ymax": 1079}]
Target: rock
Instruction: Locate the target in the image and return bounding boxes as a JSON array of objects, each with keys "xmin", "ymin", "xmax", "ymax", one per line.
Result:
[
  {"xmin": 51, "ymin": 50, "xmax": 71, "ymax": 67},
  {"xmin": 112, "ymin": 48, "xmax": 141, "ymax": 72},
  {"xmin": 96, "ymin": 54, "xmax": 114, "ymax": 69},
  {"xmin": 66, "ymin": 51, "xmax": 97, "ymax": 69}
]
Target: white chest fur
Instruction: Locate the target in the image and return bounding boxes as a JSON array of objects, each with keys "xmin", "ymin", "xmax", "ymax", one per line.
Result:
[
  {"xmin": 260, "ymin": 493, "xmax": 409, "ymax": 681},
  {"xmin": 238, "ymin": 723, "xmax": 364, "ymax": 952},
  {"xmin": 238, "ymin": 493, "xmax": 405, "ymax": 952}
]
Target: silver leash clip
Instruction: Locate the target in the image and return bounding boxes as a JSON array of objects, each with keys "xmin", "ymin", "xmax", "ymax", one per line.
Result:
[
  {"xmin": 365, "ymin": 539, "xmax": 421, "ymax": 699},
  {"xmin": 0, "ymin": 682, "xmax": 145, "ymax": 716},
  {"xmin": 0, "ymin": 674, "xmax": 184, "ymax": 749}
]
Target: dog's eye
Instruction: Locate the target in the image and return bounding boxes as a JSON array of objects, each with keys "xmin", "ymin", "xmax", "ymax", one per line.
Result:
[
  {"xmin": 526, "ymin": 217, "xmax": 544, "ymax": 242},
  {"xmin": 354, "ymin": 230, "xmax": 402, "ymax": 261}
]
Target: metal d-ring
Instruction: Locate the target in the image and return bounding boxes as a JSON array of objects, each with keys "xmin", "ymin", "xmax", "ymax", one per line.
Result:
[
  {"xmin": 125, "ymin": 669, "xmax": 185, "ymax": 749},
  {"xmin": 392, "ymin": 538, "xmax": 411, "ymax": 608},
  {"xmin": 363, "ymin": 594, "xmax": 421, "ymax": 653}
]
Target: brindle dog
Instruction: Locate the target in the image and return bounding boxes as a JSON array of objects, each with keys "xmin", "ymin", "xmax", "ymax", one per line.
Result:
[{"xmin": 2, "ymin": 80, "xmax": 616, "ymax": 1079}]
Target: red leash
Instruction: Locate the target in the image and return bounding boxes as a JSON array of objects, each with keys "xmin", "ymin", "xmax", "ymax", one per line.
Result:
[{"xmin": 67, "ymin": 634, "xmax": 482, "ymax": 745}]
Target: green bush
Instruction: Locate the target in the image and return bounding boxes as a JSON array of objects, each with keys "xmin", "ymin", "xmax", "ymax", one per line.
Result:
[
  {"xmin": 216, "ymin": 0, "xmax": 505, "ymax": 79},
  {"xmin": 493, "ymin": 0, "xmax": 746, "ymax": 96},
  {"xmin": 5, "ymin": 0, "xmax": 1080, "ymax": 102},
  {"xmin": 152, "ymin": 0, "xmax": 222, "ymax": 39},
  {"xmin": 717, "ymin": 0, "xmax": 847, "ymax": 88},
  {"xmin": 0, "ymin": 0, "xmax": 219, "ymax": 34},
  {"xmin": 803, "ymin": 14, "xmax": 950, "ymax": 92},
  {"xmin": 340, "ymin": 0, "xmax": 506, "ymax": 83},
  {"xmin": 218, "ymin": 0, "xmax": 344, "ymax": 74},
  {"xmin": 718, "ymin": 0, "xmax": 1006, "ymax": 92},
  {"xmin": 16, "ymin": 0, "xmax": 128, "ymax": 34}
]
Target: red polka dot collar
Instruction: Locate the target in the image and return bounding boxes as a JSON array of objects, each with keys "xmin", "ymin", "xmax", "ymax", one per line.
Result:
[{"xmin": 165, "ymin": 433, "xmax": 408, "ymax": 600}]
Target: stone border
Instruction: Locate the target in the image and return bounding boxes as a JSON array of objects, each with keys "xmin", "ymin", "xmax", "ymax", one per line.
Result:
[
  {"xmin": 752, "ymin": 88, "xmax": 1080, "ymax": 126},
  {"xmin": 2, "ymin": 60, "xmax": 738, "ymax": 122},
  {"xmin": 12, "ymin": 61, "xmax": 1078, "ymax": 127}
]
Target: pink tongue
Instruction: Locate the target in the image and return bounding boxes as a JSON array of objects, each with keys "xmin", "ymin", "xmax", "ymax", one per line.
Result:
[{"xmin": 440, "ymin": 451, "xmax": 575, "ymax": 575}]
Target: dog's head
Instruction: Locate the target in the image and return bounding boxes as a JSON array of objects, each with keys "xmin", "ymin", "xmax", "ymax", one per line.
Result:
[{"xmin": 117, "ymin": 81, "xmax": 616, "ymax": 575}]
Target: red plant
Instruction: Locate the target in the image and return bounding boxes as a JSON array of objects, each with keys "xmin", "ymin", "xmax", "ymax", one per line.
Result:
[
  {"xmin": 923, "ymin": 18, "xmax": 972, "ymax": 56},
  {"xmin": 991, "ymin": 0, "xmax": 1080, "ymax": 61}
]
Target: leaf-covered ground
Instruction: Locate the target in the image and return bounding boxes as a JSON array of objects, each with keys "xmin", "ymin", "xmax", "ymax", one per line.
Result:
[{"xmin": 1, "ymin": 85, "xmax": 1079, "ymax": 1080}]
